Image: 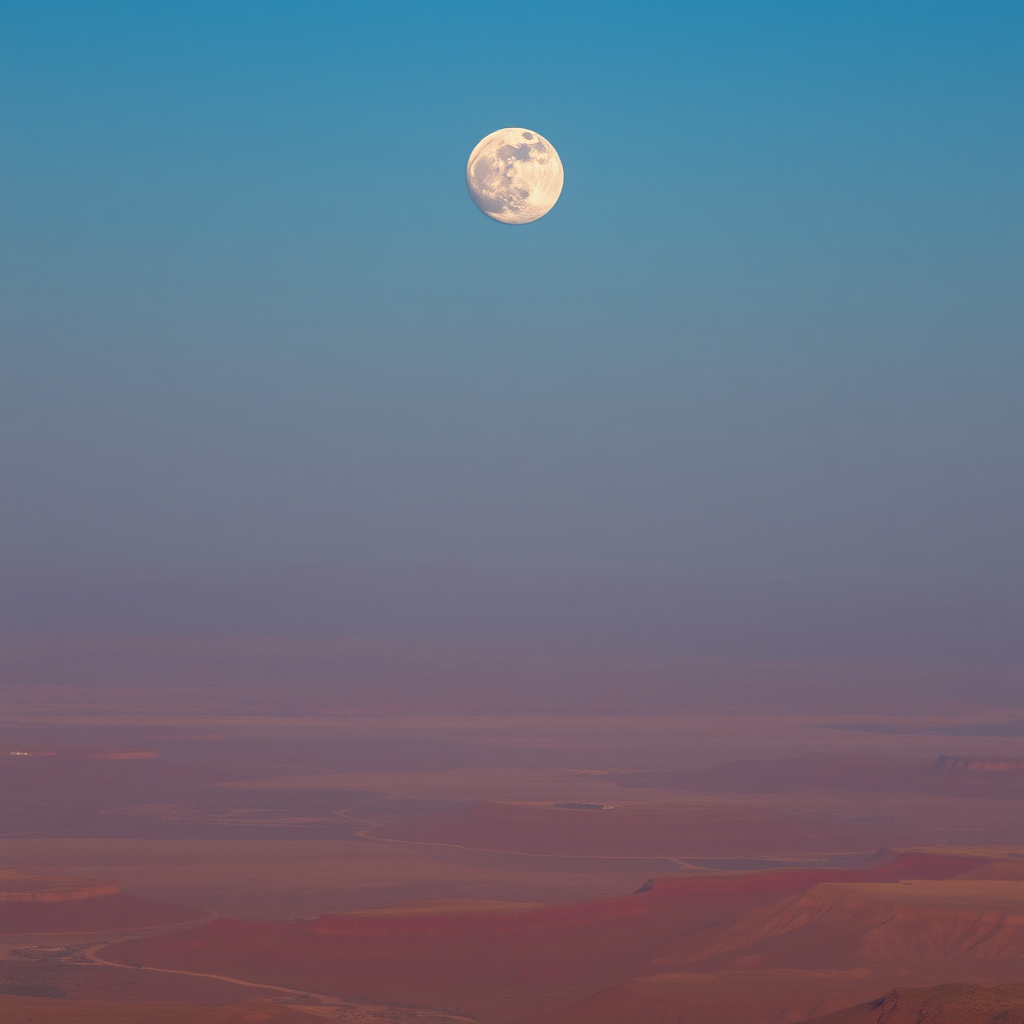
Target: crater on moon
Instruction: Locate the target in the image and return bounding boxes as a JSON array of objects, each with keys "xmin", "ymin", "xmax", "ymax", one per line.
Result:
[{"xmin": 466, "ymin": 127, "xmax": 563, "ymax": 225}]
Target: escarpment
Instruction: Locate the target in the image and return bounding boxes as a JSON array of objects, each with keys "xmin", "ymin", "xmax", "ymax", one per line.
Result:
[{"xmin": 0, "ymin": 870, "xmax": 210, "ymax": 934}]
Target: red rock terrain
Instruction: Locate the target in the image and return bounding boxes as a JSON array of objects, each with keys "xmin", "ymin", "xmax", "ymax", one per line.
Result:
[
  {"xmin": 539, "ymin": 973, "xmax": 1024, "ymax": 1024},
  {"xmin": 0, "ymin": 871, "xmax": 210, "ymax": 934},
  {"xmin": 539, "ymin": 875, "xmax": 1024, "ymax": 1023},
  {"xmin": 803, "ymin": 984, "xmax": 1024, "ymax": 1023},
  {"xmin": 647, "ymin": 879, "xmax": 1024, "ymax": 969},
  {"xmin": 102, "ymin": 852, "xmax": 997, "ymax": 1022},
  {"xmin": 3, "ymin": 639, "xmax": 1021, "ymax": 1022},
  {"xmin": 0, "ymin": 995, "xmax": 325, "ymax": 1023}
]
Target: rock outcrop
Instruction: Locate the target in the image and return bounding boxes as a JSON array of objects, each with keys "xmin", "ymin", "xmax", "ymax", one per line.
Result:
[
  {"xmin": 0, "ymin": 870, "xmax": 210, "ymax": 934},
  {"xmin": 803, "ymin": 983, "xmax": 1024, "ymax": 1023}
]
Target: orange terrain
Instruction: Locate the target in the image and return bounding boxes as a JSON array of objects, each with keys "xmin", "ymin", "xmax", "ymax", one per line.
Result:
[{"xmin": 99, "ymin": 851, "xmax": 1024, "ymax": 1023}]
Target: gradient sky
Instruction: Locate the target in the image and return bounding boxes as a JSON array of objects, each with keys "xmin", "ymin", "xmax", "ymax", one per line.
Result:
[{"xmin": 2, "ymin": 2, "xmax": 1022, "ymax": 656}]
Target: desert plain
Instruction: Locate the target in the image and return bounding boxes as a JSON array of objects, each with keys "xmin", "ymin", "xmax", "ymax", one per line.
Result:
[{"xmin": 1, "ymin": 636, "xmax": 1022, "ymax": 1022}]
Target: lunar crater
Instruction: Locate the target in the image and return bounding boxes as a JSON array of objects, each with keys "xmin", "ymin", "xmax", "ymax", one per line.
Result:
[{"xmin": 466, "ymin": 127, "xmax": 563, "ymax": 225}]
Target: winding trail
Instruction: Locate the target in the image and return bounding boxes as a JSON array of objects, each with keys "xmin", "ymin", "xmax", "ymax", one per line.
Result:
[
  {"xmin": 82, "ymin": 944, "xmax": 481, "ymax": 1022},
  {"xmin": 84, "ymin": 944, "xmax": 325, "ymax": 998}
]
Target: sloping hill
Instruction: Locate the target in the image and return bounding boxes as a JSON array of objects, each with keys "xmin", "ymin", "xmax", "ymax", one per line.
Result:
[
  {"xmin": 102, "ymin": 853, "xmax": 990, "ymax": 1021},
  {"xmin": 528, "ymin": 971, "xmax": 897, "ymax": 1024},
  {"xmin": 537, "ymin": 877, "xmax": 1024, "ymax": 1024},
  {"xmin": 957, "ymin": 859, "xmax": 1024, "ymax": 881},
  {"xmin": 803, "ymin": 984, "xmax": 1024, "ymax": 1023},
  {"xmin": 649, "ymin": 880, "xmax": 1024, "ymax": 970}
]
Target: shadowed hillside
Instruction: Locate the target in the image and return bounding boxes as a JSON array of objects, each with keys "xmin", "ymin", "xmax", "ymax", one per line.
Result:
[{"xmin": 803, "ymin": 984, "xmax": 1024, "ymax": 1023}]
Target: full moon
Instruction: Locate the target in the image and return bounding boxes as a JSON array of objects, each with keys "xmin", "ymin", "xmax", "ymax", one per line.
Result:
[{"xmin": 466, "ymin": 128, "xmax": 564, "ymax": 225}]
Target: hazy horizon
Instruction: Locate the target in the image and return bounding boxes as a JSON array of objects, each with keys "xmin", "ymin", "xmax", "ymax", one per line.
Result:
[{"xmin": 2, "ymin": 561, "xmax": 1022, "ymax": 662}]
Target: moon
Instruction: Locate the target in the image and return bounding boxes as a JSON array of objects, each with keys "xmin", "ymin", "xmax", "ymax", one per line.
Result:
[{"xmin": 466, "ymin": 128, "xmax": 564, "ymax": 225}]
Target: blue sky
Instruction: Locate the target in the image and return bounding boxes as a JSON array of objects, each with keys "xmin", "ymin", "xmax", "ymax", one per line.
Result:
[{"xmin": 2, "ymin": 1, "xmax": 1021, "ymax": 655}]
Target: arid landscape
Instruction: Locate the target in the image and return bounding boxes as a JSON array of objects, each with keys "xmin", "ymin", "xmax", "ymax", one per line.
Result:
[
  {"xmin": 6, "ymin": 0, "xmax": 1022, "ymax": 1018},
  {"xmin": 1, "ymin": 636, "xmax": 1022, "ymax": 1022}
]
